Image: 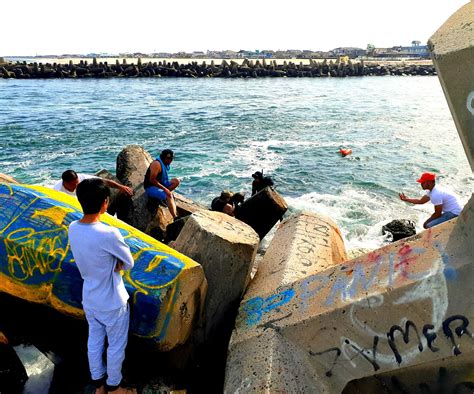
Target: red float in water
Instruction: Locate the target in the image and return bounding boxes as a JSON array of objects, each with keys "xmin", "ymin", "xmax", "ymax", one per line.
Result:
[{"xmin": 340, "ymin": 148, "xmax": 352, "ymax": 157}]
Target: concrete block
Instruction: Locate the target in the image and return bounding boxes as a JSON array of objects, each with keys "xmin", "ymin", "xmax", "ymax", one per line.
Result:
[
  {"xmin": 174, "ymin": 192, "xmax": 207, "ymax": 217},
  {"xmin": 247, "ymin": 212, "xmax": 347, "ymax": 293},
  {"xmin": 429, "ymin": 1, "xmax": 474, "ymax": 170},
  {"xmin": 236, "ymin": 187, "xmax": 288, "ymax": 239},
  {"xmin": 173, "ymin": 210, "xmax": 260, "ymax": 342},
  {"xmin": 0, "ymin": 183, "xmax": 206, "ymax": 351},
  {"xmin": 95, "ymin": 169, "xmax": 126, "ymax": 216},
  {"xmin": 116, "ymin": 145, "xmax": 153, "ymax": 189},
  {"xmin": 118, "ymin": 183, "xmax": 173, "ymax": 237},
  {"xmin": 225, "ymin": 201, "xmax": 474, "ymax": 392}
]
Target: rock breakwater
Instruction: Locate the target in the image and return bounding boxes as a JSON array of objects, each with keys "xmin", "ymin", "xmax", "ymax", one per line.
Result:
[{"xmin": 0, "ymin": 58, "xmax": 436, "ymax": 79}]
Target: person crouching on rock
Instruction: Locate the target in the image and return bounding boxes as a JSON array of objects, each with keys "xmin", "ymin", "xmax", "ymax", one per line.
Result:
[
  {"xmin": 251, "ymin": 170, "xmax": 274, "ymax": 195},
  {"xmin": 211, "ymin": 190, "xmax": 235, "ymax": 216},
  {"xmin": 231, "ymin": 191, "xmax": 245, "ymax": 216},
  {"xmin": 399, "ymin": 172, "xmax": 462, "ymax": 229},
  {"xmin": 54, "ymin": 170, "xmax": 133, "ymax": 197},
  {"xmin": 144, "ymin": 149, "xmax": 180, "ymax": 220}
]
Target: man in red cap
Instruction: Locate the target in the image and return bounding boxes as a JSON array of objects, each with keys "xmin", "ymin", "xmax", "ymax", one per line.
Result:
[{"xmin": 399, "ymin": 172, "xmax": 462, "ymax": 229}]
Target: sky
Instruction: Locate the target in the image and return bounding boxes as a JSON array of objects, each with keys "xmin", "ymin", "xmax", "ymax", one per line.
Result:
[{"xmin": 1, "ymin": 0, "xmax": 469, "ymax": 56}]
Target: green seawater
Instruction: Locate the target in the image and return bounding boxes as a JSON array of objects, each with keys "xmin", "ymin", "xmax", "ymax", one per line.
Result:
[{"xmin": 0, "ymin": 77, "xmax": 471, "ymax": 249}]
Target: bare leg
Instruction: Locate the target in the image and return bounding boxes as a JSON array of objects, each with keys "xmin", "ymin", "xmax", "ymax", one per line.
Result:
[
  {"xmin": 166, "ymin": 194, "xmax": 178, "ymax": 218},
  {"xmin": 168, "ymin": 178, "xmax": 180, "ymax": 192}
]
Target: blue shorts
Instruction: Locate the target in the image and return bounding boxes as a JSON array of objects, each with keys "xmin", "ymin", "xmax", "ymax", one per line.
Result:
[{"xmin": 145, "ymin": 180, "xmax": 171, "ymax": 201}]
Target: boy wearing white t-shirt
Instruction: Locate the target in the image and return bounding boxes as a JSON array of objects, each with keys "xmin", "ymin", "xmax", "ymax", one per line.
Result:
[
  {"xmin": 399, "ymin": 172, "xmax": 462, "ymax": 229},
  {"xmin": 69, "ymin": 178, "xmax": 134, "ymax": 394}
]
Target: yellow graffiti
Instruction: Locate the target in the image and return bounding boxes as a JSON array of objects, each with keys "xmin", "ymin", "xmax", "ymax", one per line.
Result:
[
  {"xmin": 145, "ymin": 255, "xmax": 167, "ymax": 272},
  {"xmin": 2, "ymin": 183, "xmax": 204, "ymax": 344},
  {"xmin": 0, "ymin": 182, "xmax": 14, "ymax": 196},
  {"xmin": 123, "ymin": 248, "xmax": 185, "ymax": 292},
  {"xmin": 5, "ymin": 227, "xmax": 68, "ymax": 281},
  {"xmin": 0, "ymin": 271, "xmax": 84, "ymax": 319},
  {"xmin": 32, "ymin": 206, "xmax": 75, "ymax": 226},
  {"xmin": 130, "ymin": 280, "xmax": 179, "ymax": 342}
]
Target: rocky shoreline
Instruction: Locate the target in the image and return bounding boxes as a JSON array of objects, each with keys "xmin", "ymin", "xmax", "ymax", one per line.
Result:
[{"xmin": 0, "ymin": 58, "xmax": 436, "ymax": 79}]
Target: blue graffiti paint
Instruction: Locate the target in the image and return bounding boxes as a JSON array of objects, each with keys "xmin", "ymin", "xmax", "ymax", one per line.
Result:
[
  {"xmin": 0, "ymin": 183, "xmax": 193, "ymax": 346},
  {"xmin": 325, "ymin": 275, "xmax": 349, "ymax": 306},
  {"xmin": 243, "ymin": 288, "xmax": 295, "ymax": 325},
  {"xmin": 347, "ymin": 260, "xmax": 382, "ymax": 299},
  {"xmin": 434, "ymin": 241, "xmax": 457, "ymax": 281},
  {"xmin": 300, "ymin": 273, "xmax": 330, "ymax": 310}
]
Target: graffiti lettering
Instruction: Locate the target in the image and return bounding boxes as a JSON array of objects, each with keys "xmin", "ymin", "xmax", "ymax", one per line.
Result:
[
  {"xmin": 422, "ymin": 324, "xmax": 440, "ymax": 352},
  {"xmin": 325, "ymin": 275, "xmax": 349, "ymax": 306},
  {"xmin": 258, "ymin": 313, "xmax": 293, "ymax": 333},
  {"xmin": 5, "ymin": 228, "xmax": 67, "ymax": 281},
  {"xmin": 442, "ymin": 315, "xmax": 472, "ymax": 356},
  {"xmin": 347, "ymin": 258, "xmax": 382, "ymax": 298},
  {"xmin": 300, "ymin": 273, "xmax": 330, "ymax": 310},
  {"xmin": 387, "ymin": 321, "xmax": 423, "ymax": 365},
  {"xmin": 243, "ymin": 241, "xmax": 453, "ymax": 326},
  {"xmin": 309, "ymin": 347, "xmax": 341, "ymax": 377},
  {"xmin": 343, "ymin": 336, "xmax": 380, "ymax": 372},
  {"xmin": 311, "ymin": 315, "xmax": 472, "ymax": 378},
  {"xmin": 241, "ymin": 288, "xmax": 295, "ymax": 325}
]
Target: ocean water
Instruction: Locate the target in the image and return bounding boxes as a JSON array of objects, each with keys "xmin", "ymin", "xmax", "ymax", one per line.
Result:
[{"xmin": 0, "ymin": 77, "xmax": 472, "ymax": 251}]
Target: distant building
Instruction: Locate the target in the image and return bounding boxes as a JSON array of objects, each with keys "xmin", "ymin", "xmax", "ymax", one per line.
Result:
[
  {"xmin": 330, "ymin": 47, "xmax": 366, "ymax": 58},
  {"xmin": 372, "ymin": 41, "xmax": 429, "ymax": 59}
]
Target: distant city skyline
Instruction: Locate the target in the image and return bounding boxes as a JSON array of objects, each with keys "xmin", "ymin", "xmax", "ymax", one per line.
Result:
[{"xmin": 2, "ymin": 0, "xmax": 468, "ymax": 56}]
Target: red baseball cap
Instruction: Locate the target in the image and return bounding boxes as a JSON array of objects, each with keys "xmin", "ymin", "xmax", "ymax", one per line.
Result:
[{"xmin": 416, "ymin": 172, "xmax": 436, "ymax": 183}]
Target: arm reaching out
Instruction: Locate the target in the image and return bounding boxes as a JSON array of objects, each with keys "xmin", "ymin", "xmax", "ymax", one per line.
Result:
[
  {"xmin": 399, "ymin": 193, "xmax": 430, "ymax": 205},
  {"xmin": 103, "ymin": 179, "xmax": 134, "ymax": 196}
]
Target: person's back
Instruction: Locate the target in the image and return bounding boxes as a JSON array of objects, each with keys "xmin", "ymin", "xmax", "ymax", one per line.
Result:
[
  {"xmin": 69, "ymin": 221, "xmax": 132, "ymax": 311},
  {"xmin": 426, "ymin": 185, "xmax": 462, "ymax": 215},
  {"xmin": 211, "ymin": 190, "xmax": 234, "ymax": 216}
]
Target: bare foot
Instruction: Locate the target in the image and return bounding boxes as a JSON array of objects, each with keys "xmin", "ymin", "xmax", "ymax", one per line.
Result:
[{"xmin": 95, "ymin": 386, "xmax": 106, "ymax": 394}]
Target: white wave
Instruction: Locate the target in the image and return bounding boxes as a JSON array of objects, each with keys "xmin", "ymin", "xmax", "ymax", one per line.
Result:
[
  {"xmin": 282, "ymin": 186, "xmax": 433, "ymax": 251},
  {"xmin": 230, "ymin": 142, "xmax": 283, "ymax": 178}
]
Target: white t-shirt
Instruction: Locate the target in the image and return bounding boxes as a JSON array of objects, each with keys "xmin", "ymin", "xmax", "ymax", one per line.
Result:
[
  {"xmin": 425, "ymin": 185, "xmax": 462, "ymax": 215},
  {"xmin": 53, "ymin": 173, "xmax": 97, "ymax": 196},
  {"xmin": 68, "ymin": 221, "xmax": 134, "ymax": 311}
]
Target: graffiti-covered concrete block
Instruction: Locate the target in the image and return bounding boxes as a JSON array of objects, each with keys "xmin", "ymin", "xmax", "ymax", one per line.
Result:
[
  {"xmin": 248, "ymin": 212, "xmax": 347, "ymax": 292},
  {"xmin": 225, "ymin": 206, "xmax": 474, "ymax": 392},
  {"xmin": 173, "ymin": 210, "xmax": 260, "ymax": 342},
  {"xmin": 0, "ymin": 183, "xmax": 206, "ymax": 351}
]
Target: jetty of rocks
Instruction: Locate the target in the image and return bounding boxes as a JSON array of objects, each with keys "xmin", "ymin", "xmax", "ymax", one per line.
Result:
[{"xmin": 0, "ymin": 58, "xmax": 436, "ymax": 79}]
